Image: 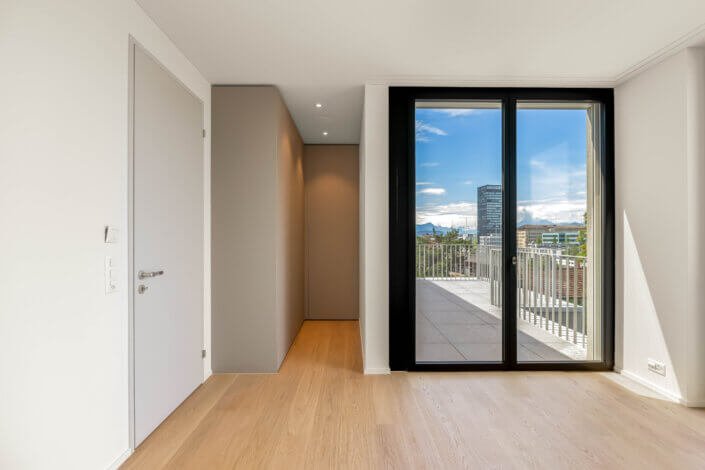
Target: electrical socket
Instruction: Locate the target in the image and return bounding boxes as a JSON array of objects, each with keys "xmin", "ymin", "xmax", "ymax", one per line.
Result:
[{"xmin": 647, "ymin": 358, "xmax": 666, "ymax": 376}]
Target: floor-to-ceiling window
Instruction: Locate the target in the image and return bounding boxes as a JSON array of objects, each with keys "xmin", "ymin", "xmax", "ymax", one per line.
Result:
[
  {"xmin": 414, "ymin": 101, "xmax": 505, "ymax": 363},
  {"xmin": 389, "ymin": 88, "xmax": 613, "ymax": 371}
]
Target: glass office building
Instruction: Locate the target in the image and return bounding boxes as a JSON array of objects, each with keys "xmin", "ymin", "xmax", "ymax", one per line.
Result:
[{"xmin": 477, "ymin": 184, "xmax": 502, "ymax": 237}]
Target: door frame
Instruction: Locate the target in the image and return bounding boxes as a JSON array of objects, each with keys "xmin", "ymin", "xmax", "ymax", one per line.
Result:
[
  {"xmin": 127, "ymin": 37, "xmax": 206, "ymax": 450},
  {"xmin": 388, "ymin": 86, "xmax": 614, "ymax": 372}
]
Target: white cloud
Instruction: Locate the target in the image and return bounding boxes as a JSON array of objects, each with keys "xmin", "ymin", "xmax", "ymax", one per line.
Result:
[
  {"xmin": 518, "ymin": 196, "xmax": 586, "ymax": 225},
  {"xmin": 415, "ymin": 120, "xmax": 447, "ymax": 142},
  {"xmin": 439, "ymin": 109, "xmax": 478, "ymax": 117},
  {"xmin": 418, "ymin": 188, "xmax": 446, "ymax": 195},
  {"xmin": 416, "ymin": 201, "xmax": 477, "ymax": 229},
  {"xmin": 522, "ymin": 142, "xmax": 587, "ymax": 201},
  {"xmin": 420, "ymin": 162, "xmax": 439, "ymax": 167},
  {"xmin": 463, "ymin": 180, "xmax": 472, "ymax": 185},
  {"xmin": 425, "ymin": 108, "xmax": 495, "ymax": 117},
  {"xmin": 416, "ymin": 182, "xmax": 432, "ymax": 185},
  {"xmin": 416, "ymin": 193, "xmax": 585, "ymax": 229}
]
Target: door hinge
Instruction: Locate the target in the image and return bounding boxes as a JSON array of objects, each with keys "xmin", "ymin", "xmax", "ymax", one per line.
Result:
[
  {"xmin": 201, "ymin": 349, "xmax": 206, "ymax": 358},
  {"xmin": 202, "ymin": 129, "xmax": 206, "ymax": 138}
]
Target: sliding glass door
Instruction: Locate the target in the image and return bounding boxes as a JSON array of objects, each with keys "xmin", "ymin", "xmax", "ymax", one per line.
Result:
[
  {"xmin": 515, "ymin": 102, "xmax": 605, "ymax": 363},
  {"xmin": 414, "ymin": 101, "xmax": 504, "ymax": 363},
  {"xmin": 389, "ymin": 87, "xmax": 613, "ymax": 371}
]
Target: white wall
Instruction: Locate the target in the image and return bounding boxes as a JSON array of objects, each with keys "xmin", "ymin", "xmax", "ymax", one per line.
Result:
[
  {"xmin": 615, "ymin": 47, "xmax": 705, "ymax": 406},
  {"xmin": 684, "ymin": 48, "xmax": 705, "ymax": 406},
  {"xmin": 359, "ymin": 84, "xmax": 390, "ymax": 374},
  {"xmin": 0, "ymin": 2, "xmax": 211, "ymax": 469},
  {"xmin": 359, "ymin": 105, "xmax": 367, "ymax": 363}
]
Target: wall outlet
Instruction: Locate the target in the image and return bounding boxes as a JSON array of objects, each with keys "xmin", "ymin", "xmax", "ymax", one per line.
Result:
[{"xmin": 648, "ymin": 358, "xmax": 666, "ymax": 376}]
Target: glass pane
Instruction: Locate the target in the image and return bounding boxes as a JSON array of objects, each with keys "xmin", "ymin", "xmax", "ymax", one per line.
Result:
[
  {"xmin": 414, "ymin": 101, "xmax": 503, "ymax": 363},
  {"xmin": 515, "ymin": 102, "xmax": 603, "ymax": 362}
]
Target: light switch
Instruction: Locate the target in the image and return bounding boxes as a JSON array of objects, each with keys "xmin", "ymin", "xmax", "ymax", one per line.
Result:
[
  {"xmin": 105, "ymin": 256, "xmax": 117, "ymax": 294},
  {"xmin": 104, "ymin": 226, "xmax": 119, "ymax": 244}
]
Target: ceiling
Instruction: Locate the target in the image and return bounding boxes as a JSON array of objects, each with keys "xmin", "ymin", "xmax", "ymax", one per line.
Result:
[{"xmin": 137, "ymin": 0, "xmax": 705, "ymax": 144}]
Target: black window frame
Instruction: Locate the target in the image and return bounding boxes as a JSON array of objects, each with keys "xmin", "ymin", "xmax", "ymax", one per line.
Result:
[{"xmin": 389, "ymin": 87, "xmax": 614, "ymax": 372}]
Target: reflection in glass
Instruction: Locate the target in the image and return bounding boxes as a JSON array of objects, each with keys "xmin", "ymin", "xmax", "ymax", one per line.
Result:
[{"xmin": 515, "ymin": 102, "xmax": 603, "ymax": 362}]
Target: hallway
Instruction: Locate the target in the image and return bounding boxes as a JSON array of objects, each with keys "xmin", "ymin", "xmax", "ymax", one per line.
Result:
[{"xmin": 122, "ymin": 321, "xmax": 705, "ymax": 469}]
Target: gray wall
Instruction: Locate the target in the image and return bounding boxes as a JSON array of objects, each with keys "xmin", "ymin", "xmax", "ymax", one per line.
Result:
[
  {"xmin": 212, "ymin": 86, "xmax": 304, "ymax": 372},
  {"xmin": 275, "ymin": 96, "xmax": 306, "ymax": 366},
  {"xmin": 304, "ymin": 145, "xmax": 359, "ymax": 320}
]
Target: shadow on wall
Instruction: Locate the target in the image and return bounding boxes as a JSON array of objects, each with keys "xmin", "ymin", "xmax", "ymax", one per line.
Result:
[{"xmin": 618, "ymin": 211, "xmax": 684, "ymax": 399}]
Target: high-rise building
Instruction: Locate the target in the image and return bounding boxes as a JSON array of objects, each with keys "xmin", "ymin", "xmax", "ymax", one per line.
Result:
[{"xmin": 477, "ymin": 184, "xmax": 502, "ymax": 237}]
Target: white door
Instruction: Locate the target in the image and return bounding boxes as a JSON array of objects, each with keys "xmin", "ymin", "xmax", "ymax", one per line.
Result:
[{"xmin": 132, "ymin": 44, "xmax": 204, "ymax": 446}]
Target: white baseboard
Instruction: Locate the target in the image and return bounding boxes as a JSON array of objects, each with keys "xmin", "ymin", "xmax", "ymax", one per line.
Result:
[
  {"xmin": 682, "ymin": 398, "xmax": 705, "ymax": 408},
  {"xmin": 613, "ymin": 367, "xmax": 683, "ymax": 404},
  {"xmin": 364, "ymin": 367, "xmax": 391, "ymax": 375},
  {"xmin": 358, "ymin": 329, "xmax": 365, "ymax": 367},
  {"xmin": 107, "ymin": 448, "xmax": 132, "ymax": 470}
]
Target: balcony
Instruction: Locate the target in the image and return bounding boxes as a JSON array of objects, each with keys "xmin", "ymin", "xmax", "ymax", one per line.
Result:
[{"xmin": 416, "ymin": 244, "xmax": 588, "ymax": 362}]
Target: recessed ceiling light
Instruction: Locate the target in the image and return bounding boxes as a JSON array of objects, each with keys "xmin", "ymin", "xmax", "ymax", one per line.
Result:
[
  {"xmin": 322, "ymin": 131, "xmax": 328, "ymax": 136},
  {"xmin": 315, "ymin": 103, "xmax": 323, "ymax": 108}
]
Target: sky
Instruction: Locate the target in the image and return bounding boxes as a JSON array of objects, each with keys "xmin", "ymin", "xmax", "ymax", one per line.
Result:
[{"xmin": 415, "ymin": 106, "xmax": 588, "ymax": 230}]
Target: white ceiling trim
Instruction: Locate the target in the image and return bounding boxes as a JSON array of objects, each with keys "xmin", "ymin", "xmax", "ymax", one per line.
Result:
[
  {"xmin": 615, "ymin": 22, "xmax": 705, "ymax": 85},
  {"xmin": 365, "ymin": 76, "xmax": 615, "ymax": 88}
]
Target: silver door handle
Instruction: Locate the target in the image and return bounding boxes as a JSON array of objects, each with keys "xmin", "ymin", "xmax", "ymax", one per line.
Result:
[{"xmin": 138, "ymin": 270, "xmax": 164, "ymax": 279}]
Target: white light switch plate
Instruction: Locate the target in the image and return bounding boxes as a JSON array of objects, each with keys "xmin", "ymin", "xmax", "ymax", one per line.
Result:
[
  {"xmin": 105, "ymin": 256, "xmax": 117, "ymax": 294},
  {"xmin": 104, "ymin": 226, "xmax": 119, "ymax": 244}
]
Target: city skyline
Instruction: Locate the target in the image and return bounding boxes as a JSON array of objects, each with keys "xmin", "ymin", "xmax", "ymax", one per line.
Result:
[{"xmin": 415, "ymin": 106, "xmax": 588, "ymax": 229}]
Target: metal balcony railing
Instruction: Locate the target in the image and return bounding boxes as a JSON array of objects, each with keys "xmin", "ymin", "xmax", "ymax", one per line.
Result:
[{"xmin": 416, "ymin": 243, "xmax": 587, "ymax": 348}]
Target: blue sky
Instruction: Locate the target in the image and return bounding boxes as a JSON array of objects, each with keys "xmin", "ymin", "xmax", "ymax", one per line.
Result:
[{"xmin": 415, "ymin": 106, "xmax": 587, "ymax": 229}]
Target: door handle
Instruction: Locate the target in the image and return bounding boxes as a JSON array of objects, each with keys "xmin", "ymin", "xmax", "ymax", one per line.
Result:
[{"xmin": 138, "ymin": 270, "xmax": 164, "ymax": 280}]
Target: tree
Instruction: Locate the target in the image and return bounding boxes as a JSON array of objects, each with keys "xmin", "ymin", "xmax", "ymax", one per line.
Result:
[
  {"xmin": 576, "ymin": 212, "xmax": 587, "ymax": 257},
  {"xmin": 415, "ymin": 227, "xmax": 476, "ymax": 277}
]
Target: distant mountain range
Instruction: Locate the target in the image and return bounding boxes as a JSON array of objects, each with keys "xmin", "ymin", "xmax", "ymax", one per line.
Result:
[
  {"xmin": 517, "ymin": 212, "xmax": 583, "ymax": 227},
  {"xmin": 518, "ymin": 219, "xmax": 583, "ymax": 227},
  {"xmin": 416, "ymin": 223, "xmax": 452, "ymax": 235},
  {"xmin": 517, "ymin": 217, "xmax": 553, "ymax": 226},
  {"xmin": 417, "ymin": 219, "xmax": 580, "ymax": 236},
  {"xmin": 416, "ymin": 223, "xmax": 475, "ymax": 235}
]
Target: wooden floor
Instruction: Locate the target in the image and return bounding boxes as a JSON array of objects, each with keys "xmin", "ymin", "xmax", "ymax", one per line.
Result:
[{"xmin": 122, "ymin": 321, "xmax": 705, "ymax": 469}]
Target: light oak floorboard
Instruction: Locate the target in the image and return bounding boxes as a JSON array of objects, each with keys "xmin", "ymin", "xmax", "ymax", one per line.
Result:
[{"xmin": 121, "ymin": 320, "xmax": 705, "ymax": 469}]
